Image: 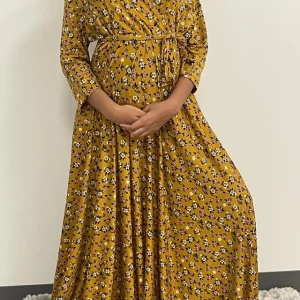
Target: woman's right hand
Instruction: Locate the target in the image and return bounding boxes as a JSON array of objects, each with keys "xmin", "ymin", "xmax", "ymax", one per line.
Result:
[
  {"xmin": 87, "ymin": 88, "xmax": 146, "ymax": 125},
  {"xmin": 108, "ymin": 104, "xmax": 146, "ymax": 125}
]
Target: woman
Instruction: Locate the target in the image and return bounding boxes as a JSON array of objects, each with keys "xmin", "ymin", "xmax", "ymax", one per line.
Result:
[{"xmin": 51, "ymin": 0, "xmax": 259, "ymax": 299}]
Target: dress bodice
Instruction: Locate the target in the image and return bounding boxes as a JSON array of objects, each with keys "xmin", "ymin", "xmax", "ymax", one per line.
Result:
[{"xmin": 84, "ymin": 0, "xmax": 195, "ymax": 43}]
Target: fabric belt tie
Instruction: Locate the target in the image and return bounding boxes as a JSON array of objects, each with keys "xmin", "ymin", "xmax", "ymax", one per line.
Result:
[{"xmin": 97, "ymin": 32, "xmax": 186, "ymax": 98}]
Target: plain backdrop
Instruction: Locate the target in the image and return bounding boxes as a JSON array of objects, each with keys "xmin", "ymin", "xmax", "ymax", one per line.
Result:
[{"xmin": 0, "ymin": 0, "xmax": 299, "ymax": 286}]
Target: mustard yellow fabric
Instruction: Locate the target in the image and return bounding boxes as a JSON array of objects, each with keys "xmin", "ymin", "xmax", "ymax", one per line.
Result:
[{"xmin": 51, "ymin": 0, "xmax": 259, "ymax": 299}]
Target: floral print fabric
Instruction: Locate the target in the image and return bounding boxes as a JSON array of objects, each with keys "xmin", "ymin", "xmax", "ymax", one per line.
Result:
[{"xmin": 51, "ymin": 0, "xmax": 259, "ymax": 299}]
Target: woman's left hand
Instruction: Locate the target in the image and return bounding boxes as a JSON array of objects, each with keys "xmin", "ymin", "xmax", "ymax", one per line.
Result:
[{"xmin": 120, "ymin": 99, "xmax": 181, "ymax": 137}]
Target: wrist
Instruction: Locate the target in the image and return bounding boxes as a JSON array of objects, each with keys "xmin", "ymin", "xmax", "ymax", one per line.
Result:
[
  {"xmin": 164, "ymin": 96, "xmax": 183, "ymax": 114},
  {"xmin": 110, "ymin": 103, "xmax": 121, "ymax": 119}
]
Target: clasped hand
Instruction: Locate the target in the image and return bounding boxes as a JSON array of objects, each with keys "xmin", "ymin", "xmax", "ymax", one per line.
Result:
[{"xmin": 118, "ymin": 100, "xmax": 180, "ymax": 138}]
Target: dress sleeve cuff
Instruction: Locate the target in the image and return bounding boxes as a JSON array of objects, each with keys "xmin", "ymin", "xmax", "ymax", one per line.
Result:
[
  {"xmin": 179, "ymin": 73, "xmax": 200, "ymax": 94},
  {"xmin": 74, "ymin": 78, "xmax": 102, "ymax": 112}
]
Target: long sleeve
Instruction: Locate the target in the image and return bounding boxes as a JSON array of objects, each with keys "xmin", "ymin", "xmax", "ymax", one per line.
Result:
[
  {"xmin": 179, "ymin": 0, "xmax": 208, "ymax": 94},
  {"xmin": 60, "ymin": 0, "xmax": 102, "ymax": 111}
]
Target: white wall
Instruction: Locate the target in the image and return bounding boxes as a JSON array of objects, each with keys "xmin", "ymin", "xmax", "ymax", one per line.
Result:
[
  {"xmin": 202, "ymin": 0, "xmax": 300, "ymax": 272},
  {"xmin": 0, "ymin": 0, "xmax": 299, "ymax": 287}
]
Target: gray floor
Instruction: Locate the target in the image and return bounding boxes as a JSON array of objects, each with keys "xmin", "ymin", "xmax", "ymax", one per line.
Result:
[
  {"xmin": 0, "ymin": 271, "xmax": 299, "ymax": 300},
  {"xmin": 22, "ymin": 288, "xmax": 300, "ymax": 300}
]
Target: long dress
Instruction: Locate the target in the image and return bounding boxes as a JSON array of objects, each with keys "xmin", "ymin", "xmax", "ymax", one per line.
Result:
[{"xmin": 51, "ymin": 0, "xmax": 259, "ymax": 299}]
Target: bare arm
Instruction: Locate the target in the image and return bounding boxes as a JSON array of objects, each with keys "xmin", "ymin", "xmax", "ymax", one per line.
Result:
[
  {"xmin": 87, "ymin": 88, "xmax": 120, "ymax": 119},
  {"xmin": 164, "ymin": 76, "xmax": 195, "ymax": 113}
]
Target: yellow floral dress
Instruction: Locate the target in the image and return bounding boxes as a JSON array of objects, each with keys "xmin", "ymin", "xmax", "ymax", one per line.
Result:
[{"xmin": 51, "ymin": 0, "xmax": 259, "ymax": 299}]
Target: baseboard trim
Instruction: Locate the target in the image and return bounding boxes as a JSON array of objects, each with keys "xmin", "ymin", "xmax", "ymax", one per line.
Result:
[
  {"xmin": 259, "ymin": 270, "xmax": 300, "ymax": 290},
  {"xmin": 0, "ymin": 284, "xmax": 53, "ymax": 300},
  {"xmin": 0, "ymin": 271, "xmax": 299, "ymax": 300}
]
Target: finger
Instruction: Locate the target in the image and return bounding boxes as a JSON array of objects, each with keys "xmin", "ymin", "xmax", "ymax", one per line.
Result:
[
  {"xmin": 134, "ymin": 108, "xmax": 146, "ymax": 117},
  {"xmin": 131, "ymin": 127, "xmax": 147, "ymax": 137},
  {"xmin": 125, "ymin": 117, "xmax": 146, "ymax": 132},
  {"xmin": 140, "ymin": 131, "xmax": 151, "ymax": 137},
  {"xmin": 120, "ymin": 124, "xmax": 132, "ymax": 131},
  {"xmin": 143, "ymin": 104, "xmax": 151, "ymax": 112},
  {"xmin": 120, "ymin": 114, "xmax": 140, "ymax": 127}
]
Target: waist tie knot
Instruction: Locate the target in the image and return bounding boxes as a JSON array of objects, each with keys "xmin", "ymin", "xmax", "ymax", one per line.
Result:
[{"xmin": 97, "ymin": 32, "xmax": 186, "ymax": 97}]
